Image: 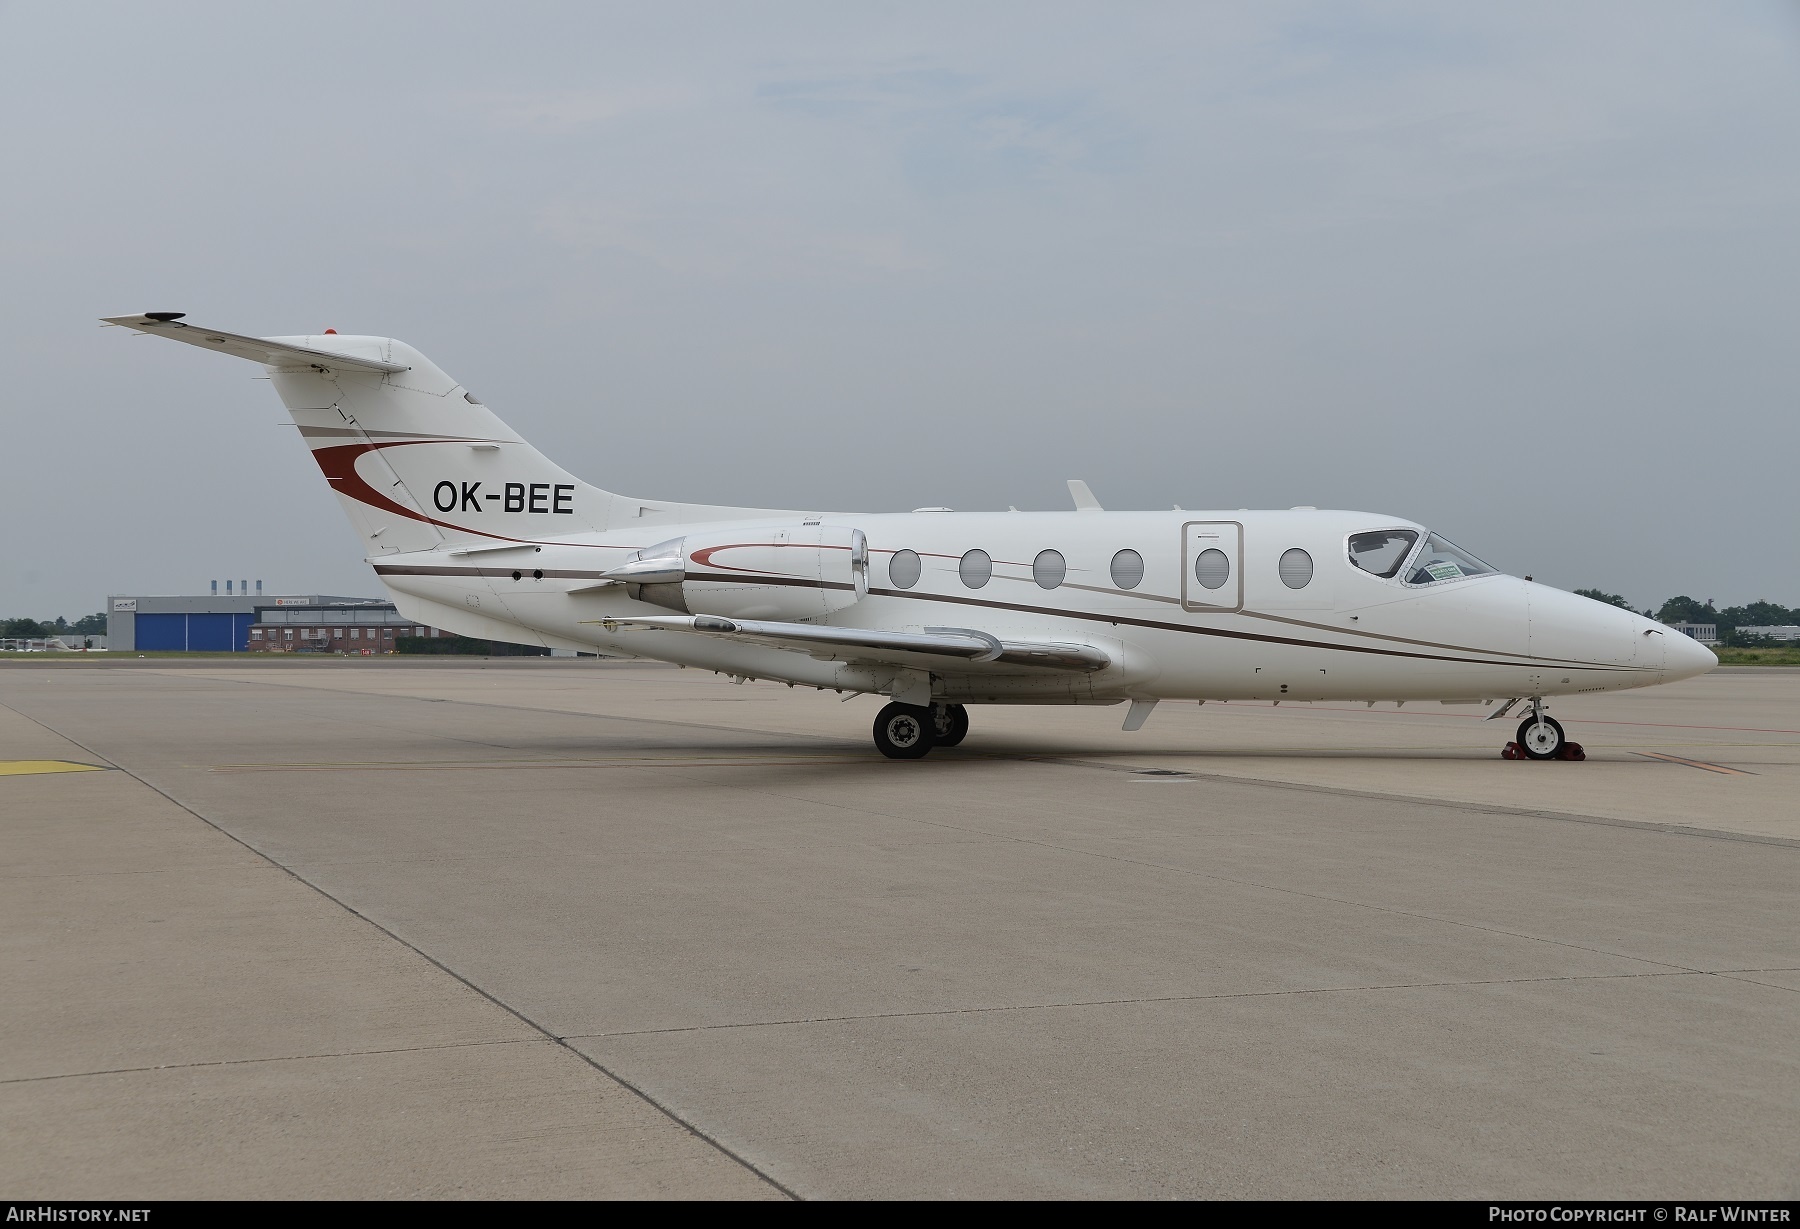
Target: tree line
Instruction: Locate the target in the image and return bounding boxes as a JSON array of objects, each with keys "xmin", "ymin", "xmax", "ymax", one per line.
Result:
[
  {"xmin": 2, "ymin": 613, "xmax": 108, "ymax": 639},
  {"xmin": 1573, "ymin": 591, "xmax": 1798, "ymax": 644}
]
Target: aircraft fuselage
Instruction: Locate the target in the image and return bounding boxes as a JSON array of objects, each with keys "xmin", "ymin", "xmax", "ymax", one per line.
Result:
[{"xmin": 369, "ymin": 507, "xmax": 1702, "ymax": 707}]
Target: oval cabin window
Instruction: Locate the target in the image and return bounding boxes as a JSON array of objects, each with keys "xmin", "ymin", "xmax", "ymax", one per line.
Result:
[
  {"xmin": 1032, "ymin": 549, "xmax": 1066, "ymax": 590},
  {"xmin": 959, "ymin": 549, "xmax": 993, "ymax": 589},
  {"xmin": 1279, "ymin": 548, "xmax": 1313, "ymax": 589},
  {"xmin": 889, "ymin": 549, "xmax": 922, "ymax": 589},
  {"xmin": 1110, "ymin": 549, "xmax": 1145, "ymax": 590},
  {"xmin": 1194, "ymin": 548, "xmax": 1230, "ymax": 590}
]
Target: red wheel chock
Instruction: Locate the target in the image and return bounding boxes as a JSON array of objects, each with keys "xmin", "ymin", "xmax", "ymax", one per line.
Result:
[{"xmin": 1501, "ymin": 741, "xmax": 1586, "ymax": 761}]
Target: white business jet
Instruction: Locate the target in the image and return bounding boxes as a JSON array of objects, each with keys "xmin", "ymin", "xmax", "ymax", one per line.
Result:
[{"xmin": 105, "ymin": 313, "xmax": 1714, "ymax": 759}]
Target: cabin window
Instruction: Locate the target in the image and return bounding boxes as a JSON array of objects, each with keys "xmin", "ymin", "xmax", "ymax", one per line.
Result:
[
  {"xmin": 1032, "ymin": 549, "xmax": 1066, "ymax": 589},
  {"xmin": 1110, "ymin": 549, "xmax": 1144, "ymax": 590},
  {"xmin": 1279, "ymin": 548, "xmax": 1313, "ymax": 588},
  {"xmin": 889, "ymin": 550, "xmax": 922, "ymax": 589},
  {"xmin": 1404, "ymin": 533, "xmax": 1497, "ymax": 586},
  {"xmin": 1347, "ymin": 529, "xmax": 1419, "ymax": 579},
  {"xmin": 1194, "ymin": 548, "xmax": 1230, "ymax": 590},
  {"xmin": 959, "ymin": 549, "xmax": 993, "ymax": 589}
]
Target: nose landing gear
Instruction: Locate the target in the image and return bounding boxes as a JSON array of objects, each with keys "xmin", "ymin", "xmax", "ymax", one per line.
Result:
[{"xmin": 1502, "ymin": 700, "xmax": 1586, "ymax": 761}]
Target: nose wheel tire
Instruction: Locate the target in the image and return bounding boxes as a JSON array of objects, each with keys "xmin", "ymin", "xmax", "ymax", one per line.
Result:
[
  {"xmin": 874, "ymin": 702, "xmax": 936, "ymax": 759},
  {"xmin": 1516, "ymin": 714, "xmax": 1566, "ymax": 760},
  {"xmin": 932, "ymin": 703, "xmax": 969, "ymax": 747}
]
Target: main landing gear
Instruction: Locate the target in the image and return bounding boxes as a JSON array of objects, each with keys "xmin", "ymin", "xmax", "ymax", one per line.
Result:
[
  {"xmin": 872, "ymin": 702, "xmax": 968, "ymax": 759},
  {"xmin": 932, "ymin": 703, "xmax": 970, "ymax": 748},
  {"xmin": 1501, "ymin": 699, "xmax": 1586, "ymax": 761}
]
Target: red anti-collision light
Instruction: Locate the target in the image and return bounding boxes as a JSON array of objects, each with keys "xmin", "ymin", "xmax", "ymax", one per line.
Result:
[{"xmin": 324, "ymin": 328, "xmax": 337, "ymax": 334}]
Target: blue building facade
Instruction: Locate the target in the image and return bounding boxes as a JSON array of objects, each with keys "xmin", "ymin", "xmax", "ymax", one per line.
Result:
[
  {"xmin": 130, "ymin": 611, "xmax": 260, "ymax": 652},
  {"xmin": 107, "ymin": 594, "xmax": 386, "ymax": 653}
]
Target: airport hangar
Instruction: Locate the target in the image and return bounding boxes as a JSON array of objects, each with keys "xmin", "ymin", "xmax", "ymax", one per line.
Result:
[{"xmin": 105, "ymin": 591, "xmax": 454, "ymax": 654}]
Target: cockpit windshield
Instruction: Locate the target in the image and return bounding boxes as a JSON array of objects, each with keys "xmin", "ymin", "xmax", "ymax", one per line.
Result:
[
  {"xmin": 1404, "ymin": 533, "xmax": 1497, "ymax": 585},
  {"xmin": 1347, "ymin": 529, "xmax": 1419, "ymax": 578}
]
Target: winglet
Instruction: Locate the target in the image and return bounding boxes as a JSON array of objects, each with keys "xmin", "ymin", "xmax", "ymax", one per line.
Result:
[
  {"xmin": 1067, "ymin": 479, "xmax": 1103, "ymax": 512},
  {"xmin": 100, "ymin": 314, "xmax": 410, "ymax": 374}
]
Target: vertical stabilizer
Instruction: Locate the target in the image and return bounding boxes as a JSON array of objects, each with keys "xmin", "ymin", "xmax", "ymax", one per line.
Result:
[
  {"xmin": 263, "ymin": 336, "xmax": 624, "ymax": 555},
  {"xmin": 104, "ymin": 314, "xmax": 798, "ymax": 561}
]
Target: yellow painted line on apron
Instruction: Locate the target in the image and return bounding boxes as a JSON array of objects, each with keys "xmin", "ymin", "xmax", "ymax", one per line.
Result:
[{"xmin": 0, "ymin": 760, "xmax": 108, "ymax": 777}]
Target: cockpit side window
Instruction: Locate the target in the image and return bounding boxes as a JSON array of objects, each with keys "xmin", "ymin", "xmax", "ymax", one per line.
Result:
[
  {"xmin": 1404, "ymin": 533, "xmax": 1497, "ymax": 586},
  {"xmin": 1347, "ymin": 529, "xmax": 1418, "ymax": 578}
]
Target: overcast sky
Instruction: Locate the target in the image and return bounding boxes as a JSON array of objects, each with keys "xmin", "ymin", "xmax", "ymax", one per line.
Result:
[{"xmin": 3, "ymin": 1, "xmax": 1797, "ymax": 618}]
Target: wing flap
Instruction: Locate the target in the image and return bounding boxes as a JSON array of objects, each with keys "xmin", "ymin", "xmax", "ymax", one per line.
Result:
[
  {"xmin": 583, "ymin": 614, "xmax": 1110, "ymax": 672},
  {"xmin": 101, "ymin": 314, "xmax": 410, "ymax": 373}
]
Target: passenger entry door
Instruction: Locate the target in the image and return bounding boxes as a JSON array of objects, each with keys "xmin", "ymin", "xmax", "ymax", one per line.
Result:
[{"xmin": 1181, "ymin": 521, "xmax": 1243, "ymax": 613}]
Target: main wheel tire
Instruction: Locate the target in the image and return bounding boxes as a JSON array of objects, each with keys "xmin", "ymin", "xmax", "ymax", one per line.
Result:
[
  {"xmin": 1516, "ymin": 714, "xmax": 1566, "ymax": 760},
  {"xmin": 932, "ymin": 703, "xmax": 970, "ymax": 747},
  {"xmin": 874, "ymin": 702, "xmax": 935, "ymax": 759}
]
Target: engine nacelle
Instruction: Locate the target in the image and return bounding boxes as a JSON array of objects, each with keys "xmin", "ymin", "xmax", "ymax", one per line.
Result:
[{"xmin": 607, "ymin": 524, "xmax": 869, "ymax": 620}]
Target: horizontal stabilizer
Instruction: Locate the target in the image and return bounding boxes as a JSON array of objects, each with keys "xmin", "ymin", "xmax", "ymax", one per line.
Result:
[
  {"xmin": 101, "ymin": 314, "xmax": 410, "ymax": 374},
  {"xmin": 583, "ymin": 614, "xmax": 1110, "ymax": 673}
]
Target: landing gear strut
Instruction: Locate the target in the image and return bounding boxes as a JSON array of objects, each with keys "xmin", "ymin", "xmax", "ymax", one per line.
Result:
[
  {"xmin": 1502, "ymin": 699, "xmax": 1585, "ymax": 761},
  {"xmin": 932, "ymin": 703, "xmax": 969, "ymax": 748}
]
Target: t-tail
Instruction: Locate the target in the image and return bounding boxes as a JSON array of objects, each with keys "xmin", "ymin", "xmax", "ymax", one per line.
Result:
[{"xmin": 102, "ymin": 313, "xmax": 780, "ymax": 557}]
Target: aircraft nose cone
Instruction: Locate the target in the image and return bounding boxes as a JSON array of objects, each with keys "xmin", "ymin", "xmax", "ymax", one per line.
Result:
[{"xmin": 1664, "ymin": 626, "xmax": 1717, "ymax": 681}]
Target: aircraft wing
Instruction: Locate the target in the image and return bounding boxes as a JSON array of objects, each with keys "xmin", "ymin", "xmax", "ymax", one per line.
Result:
[
  {"xmin": 585, "ymin": 614, "xmax": 1110, "ymax": 673},
  {"xmin": 100, "ymin": 314, "xmax": 410, "ymax": 373}
]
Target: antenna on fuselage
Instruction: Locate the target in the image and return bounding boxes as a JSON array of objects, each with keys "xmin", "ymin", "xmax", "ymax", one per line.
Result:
[{"xmin": 1067, "ymin": 480, "xmax": 1103, "ymax": 512}]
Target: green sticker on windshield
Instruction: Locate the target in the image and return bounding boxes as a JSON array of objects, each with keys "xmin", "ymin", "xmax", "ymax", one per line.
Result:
[{"xmin": 1425, "ymin": 560, "xmax": 1463, "ymax": 581}]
